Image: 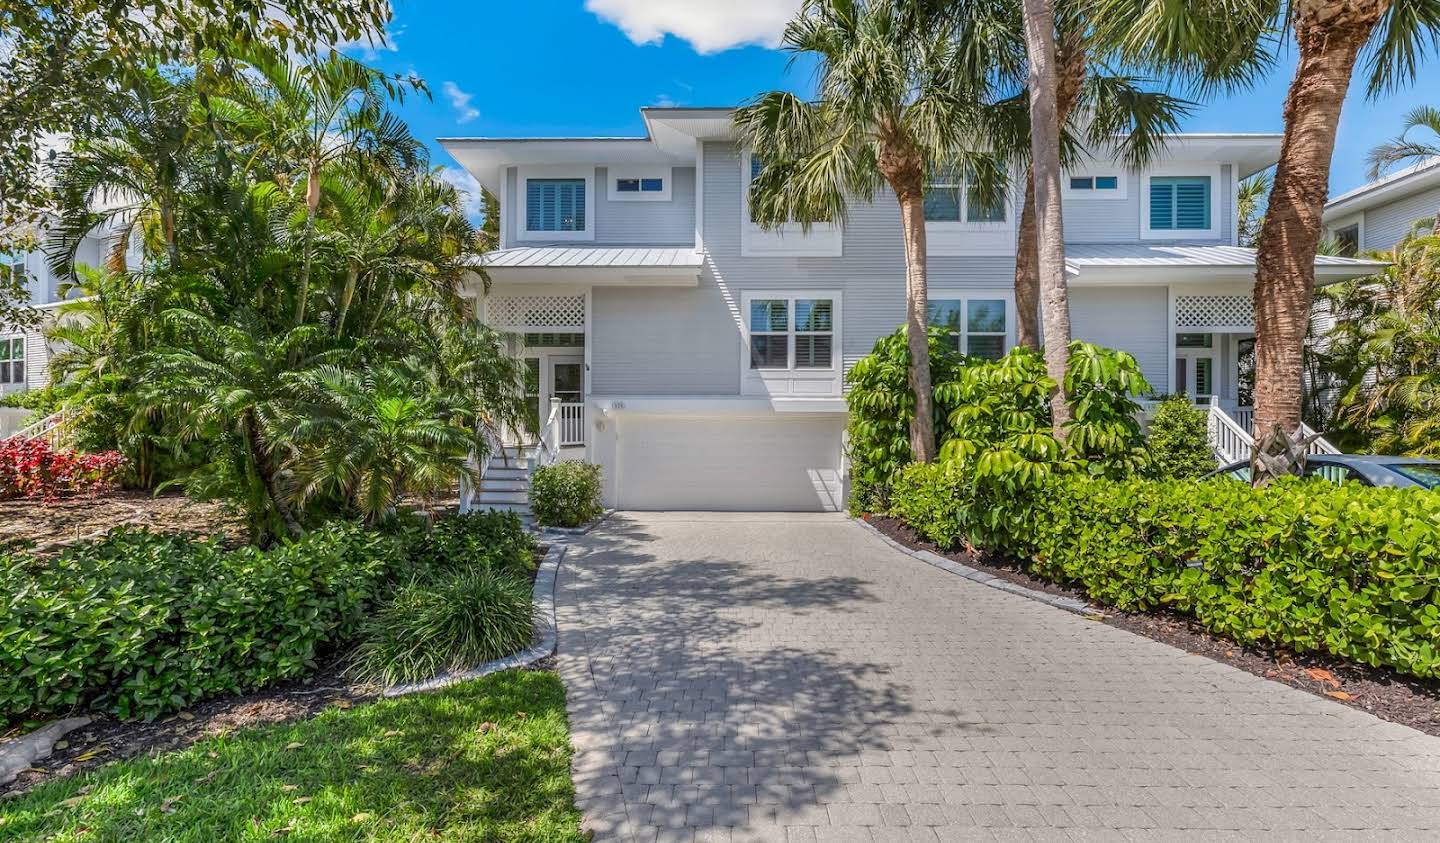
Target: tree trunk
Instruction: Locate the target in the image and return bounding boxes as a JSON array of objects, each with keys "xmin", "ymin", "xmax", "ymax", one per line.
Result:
[
  {"xmin": 1013, "ymin": 34, "xmax": 1086, "ymax": 352},
  {"xmin": 294, "ymin": 162, "xmax": 322, "ymax": 328},
  {"xmin": 1251, "ymin": 0, "xmax": 1388, "ymax": 462},
  {"xmin": 1014, "ymin": 168, "xmax": 1041, "ymax": 348},
  {"xmin": 1021, "ymin": 0, "xmax": 1074, "ymax": 436},
  {"xmin": 878, "ymin": 135, "xmax": 937, "ymax": 463},
  {"xmin": 244, "ymin": 411, "xmax": 302, "ymax": 539}
]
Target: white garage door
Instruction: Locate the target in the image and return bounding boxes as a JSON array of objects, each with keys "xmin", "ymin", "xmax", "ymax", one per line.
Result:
[{"xmin": 616, "ymin": 414, "xmax": 845, "ymax": 511}]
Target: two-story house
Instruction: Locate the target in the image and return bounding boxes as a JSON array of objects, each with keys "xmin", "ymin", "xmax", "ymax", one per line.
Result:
[
  {"xmin": 1323, "ymin": 158, "xmax": 1440, "ymax": 254},
  {"xmin": 441, "ymin": 107, "xmax": 1382, "ymax": 512}
]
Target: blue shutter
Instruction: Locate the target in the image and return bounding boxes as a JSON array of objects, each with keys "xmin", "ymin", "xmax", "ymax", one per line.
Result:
[
  {"xmin": 1149, "ymin": 180, "xmax": 1176, "ymax": 230},
  {"xmin": 525, "ymin": 179, "xmax": 586, "ymax": 231},
  {"xmin": 1150, "ymin": 177, "xmax": 1210, "ymax": 231}
]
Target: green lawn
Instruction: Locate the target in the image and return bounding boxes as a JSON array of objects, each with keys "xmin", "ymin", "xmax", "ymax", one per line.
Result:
[{"xmin": 0, "ymin": 671, "xmax": 584, "ymax": 843}]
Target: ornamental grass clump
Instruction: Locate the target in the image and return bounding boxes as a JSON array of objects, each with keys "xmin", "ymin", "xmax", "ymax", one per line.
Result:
[{"xmin": 349, "ymin": 567, "xmax": 536, "ymax": 686}]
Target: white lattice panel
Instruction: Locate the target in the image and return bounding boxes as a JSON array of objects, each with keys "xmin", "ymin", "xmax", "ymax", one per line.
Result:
[
  {"xmin": 1175, "ymin": 294, "xmax": 1254, "ymax": 329},
  {"xmin": 486, "ymin": 295, "xmax": 585, "ymax": 329}
]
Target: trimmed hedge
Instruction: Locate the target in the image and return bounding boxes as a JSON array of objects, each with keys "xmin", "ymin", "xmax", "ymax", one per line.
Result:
[
  {"xmin": 530, "ymin": 461, "xmax": 603, "ymax": 528},
  {"xmin": 1, "ymin": 511, "xmax": 535, "ymax": 723},
  {"xmin": 891, "ymin": 465, "xmax": 1440, "ymax": 679}
]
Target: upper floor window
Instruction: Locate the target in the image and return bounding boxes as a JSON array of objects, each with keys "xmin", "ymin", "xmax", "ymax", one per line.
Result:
[
  {"xmin": 609, "ymin": 167, "xmax": 671, "ymax": 202},
  {"xmin": 1070, "ymin": 176, "xmax": 1120, "ymax": 192},
  {"xmin": 748, "ymin": 296, "xmax": 835, "ymax": 371},
  {"xmin": 0, "ymin": 336, "xmax": 24, "ymax": 385},
  {"xmin": 526, "ymin": 178, "xmax": 586, "ymax": 232},
  {"xmin": 924, "ymin": 170, "xmax": 1006, "ymax": 224},
  {"xmin": 0, "ymin": 253, "xmax": 25, "ymax": 288},
  {"xmin": 1149, "ymin": 176, "xmax": 1211, "ymax": 232},
  {"xmin": 1334, "ymin": 223, "xmax": 1360, "ymax": 257},
  {"xmin": 928, "ymin": 297, "xmax": 1009, "ymax": 360}
]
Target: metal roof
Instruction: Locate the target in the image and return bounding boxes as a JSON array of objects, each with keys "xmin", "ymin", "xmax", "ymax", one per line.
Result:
[
  {"xmin": 1064, "ymin": 243, "xmax": 1385, "ymax": 270},
  {"xmin": 478, "ymin": 246, "xmax": 704, "ymax": 269},
  {"xmin": 1324, "ymin": 158, "xmax": 1440, "ymax": 219}
]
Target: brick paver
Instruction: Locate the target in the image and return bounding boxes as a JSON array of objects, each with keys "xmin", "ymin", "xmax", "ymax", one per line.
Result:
[{"xmin": 555, "ymin": 513, "xmax": 1440, "ymax": 841}]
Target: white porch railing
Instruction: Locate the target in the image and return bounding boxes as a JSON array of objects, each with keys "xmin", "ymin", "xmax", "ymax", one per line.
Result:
[
  {"xmin": 1203, "ymin": 396, "xmax": 1341, "ymax": 465},
  {"xmin": 558, "ymin": 402, "xmax": 584, "ymax": 447},
  {"xmin": 11, "ymin": 410, "xmax": 69, "ymax": 447},
  {"xmin": 531, "ymin": 398, "xmax": 564, "ymax": 471}
]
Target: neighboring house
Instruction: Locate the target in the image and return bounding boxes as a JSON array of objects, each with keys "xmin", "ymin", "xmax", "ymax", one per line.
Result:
[
  {"xmin": 441, "ymin": 108, "xmax": 1383, "ymax": 512},
  {"xmin": 0, "ymin": 225, "xmax": 116, "ymax": 435},
  {"xmin": 1323, "ymin": 158, "xmax": 1440, "ymax": 255}
]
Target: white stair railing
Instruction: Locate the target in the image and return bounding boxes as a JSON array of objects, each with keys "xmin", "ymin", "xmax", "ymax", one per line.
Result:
[
  {"xmin": 530, "ymin": 398, "xmax": 563, "ymax": 472},
  {"xmin": 11, "ymin": 410, "xmax": 69, "ymax": 447},
  {"xmin": 558, "ymin": 402, "xmax": 585, "ymax": 447},
  {"xmin": 1206, "ymin": 396, "xmax": 1253, "ymax": 465},
  {"xmin": 459, "ymin": 425, "xmax": 504, "ymax": 514}
]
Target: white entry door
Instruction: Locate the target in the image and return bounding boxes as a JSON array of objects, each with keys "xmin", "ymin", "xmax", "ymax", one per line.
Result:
[{"xmin": 1174, "ymin": 351, "xmax": 1216, "ymax": 400}]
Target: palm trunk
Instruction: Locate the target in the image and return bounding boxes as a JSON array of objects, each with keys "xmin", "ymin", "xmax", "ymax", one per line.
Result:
[
  {"xmin": 1252, "ymin": 0, "xmax": 1388, "ymax": 456},
  {"xmin": 1014, "ymin": 168, "xmax": 1041, "ymax": 348},
  {"xmin": 1021, "ymin": 0, "xmax": 1074, "ymax": 436},
  {"xmin": 1013, "ymin": 34, "xmax": 1086, "ymax": 352},
  {"xmin": 243, "ymin": 411, "xmax": 302, "ymax": 539},
  {"xmin": 335, "ymin": 261, "xmax": 360, "ymax": 337},
  {"xmin": 294, "ymin": 163, "xmax": 322, "ymax": 328},
  {"xmin": 897, "ymin": 187, "xmax": 937, "ymax": 462}
]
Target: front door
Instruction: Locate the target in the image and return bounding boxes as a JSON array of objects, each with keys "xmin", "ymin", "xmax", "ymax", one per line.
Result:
[
  {"xmin": 549, "ymin": 357, "xmax": 583, "ymax": 405},
  {"xmin": 1174, "ymin": 352, "xmax": 1216, "ymax": 400}
]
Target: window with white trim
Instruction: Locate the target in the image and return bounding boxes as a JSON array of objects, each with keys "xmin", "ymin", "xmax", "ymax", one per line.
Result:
[
  {"xmin": 924, "ymin": 169, "xmax": 1006, "ymax": 224},
  {"xmin": 1063, "ymin": 172, "xmax": 1126, "ymax": 200},
  {"xmin": 928, "ymin": 297, "xmax": 1009, "ymax": 360},
  {"xmin": 526, "ymin": 178, "xmax": 586, "ymax": 232},
  {"xmin": 609, "ymin": 167, "xmax": 671, "ymax": 202},
  {"xmin": 0, "ymin": 336, "xmax": 25, "ymax": 385},
  {"xmin": 748, "ymin": 296, "xmax": 835, "ymax": 371},
  {"xmin": 1334, "ymin": 223, "xmax": 1360, "ymax": 257}
]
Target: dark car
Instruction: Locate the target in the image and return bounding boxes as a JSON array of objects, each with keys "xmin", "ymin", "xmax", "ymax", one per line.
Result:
[{"xmin": 1210, "ymin": 454, "xmax": 1440, "ymax": 489}]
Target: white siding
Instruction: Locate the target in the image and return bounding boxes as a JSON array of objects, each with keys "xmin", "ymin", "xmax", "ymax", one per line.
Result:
[
  {"xmin": 594, "ymin": 166, "xmax": 695, "ymax": 245},
  {"xmin": 590, "ymin": 285, "xmax": 739, "ymax": 395},
  {"xmin": 1362, "ymin": 185, "xmax": 1440, "ymax": 251},
  {"xmin": 1069, "ymin": 286, "xmax": 1170, "ymax": 390},
  {"xmin": 1055, "ymin": 166, "xmax": 1236, "ymax": 245}
]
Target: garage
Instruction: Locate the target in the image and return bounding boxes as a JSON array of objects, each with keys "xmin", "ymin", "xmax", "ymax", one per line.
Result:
[{"xmin": 614, "ymin": 414, "xmax": 845, "ymax": 511}]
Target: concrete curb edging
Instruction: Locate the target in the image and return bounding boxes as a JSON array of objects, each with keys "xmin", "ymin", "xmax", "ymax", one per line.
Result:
[
  {"xmin": 851, "ymin": 515, "xmax": 1099, "ymax": 617},
  {"xmin": 383, "ymin": 540, "xmax": 566, "ymax": 698},
  {"xmin": 536, "ymin": 509, "xmax": 615, "ymax": 537}
]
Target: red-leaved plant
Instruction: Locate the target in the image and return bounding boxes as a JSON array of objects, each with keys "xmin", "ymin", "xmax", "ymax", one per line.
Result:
[{"xmin": 0, "ymin": 437, "xmax": 127, "ymax": 501}]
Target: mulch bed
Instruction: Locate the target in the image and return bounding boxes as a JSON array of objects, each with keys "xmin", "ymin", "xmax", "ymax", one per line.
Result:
[
  {"xmin": 0, "ymin": 665, "xmax": 375, "ymax": 800},
  {"xmin": 867, "ymin": 514, "xmax": 1440, "ymax": 737},
  {"xmin": 0, "ymin": 491, "xmax": 246, "ymax": 555}
]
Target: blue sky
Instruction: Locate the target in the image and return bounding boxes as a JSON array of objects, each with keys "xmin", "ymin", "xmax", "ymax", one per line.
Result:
[{"xmin": 341, "ymin": 1, "xmax": 1440, "ymax": 218}]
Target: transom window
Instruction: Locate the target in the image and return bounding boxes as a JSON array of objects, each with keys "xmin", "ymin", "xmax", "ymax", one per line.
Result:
[
  {"xmin": 749, "ymin": 296, "xmax": 835, "ymax": 370},
  {"xmin": 928, "ymin": 298, "xmax": 1008, "ymax": 360},
  {"xmin": 616, "ymin": 177, "xmax": 663, "ymax": 193},
  {"xmin": 1149, "ymin": 176, "xmax": 1211, "ymax": 231},
  {"xmin": 1069, "ymin": 176, "xmax": 1120, "ymax": 192},
  {"xmin": 1175, "ymin": 332, "xmax": 1213, "ymax": 349},
  {"xmin": 924, "ymin": 169, "xmax": 1006, "ymax": 224},
  {"xmin": 0, "ymin": 336, "xmax": 24, "ymax": 385},
  {"xmin": 526, "ymin": 178, "xmax": 586, "ymax": 232}
]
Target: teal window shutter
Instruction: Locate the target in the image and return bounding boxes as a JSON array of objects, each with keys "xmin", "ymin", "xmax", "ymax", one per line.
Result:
[
  {"xmin": 526, "ymin": 179, "xmax": 586, "ymax": 231},
  {"xmin": 1150, "ymin": 176, "xmax": 1210, "ymax": 231}
]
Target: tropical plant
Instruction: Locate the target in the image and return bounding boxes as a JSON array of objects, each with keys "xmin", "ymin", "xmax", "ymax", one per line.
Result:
[
  {"xmin": 1237, "ymin": 171, "xmax": 1270, "ymax": 248},
  {"xmin": 1144, "ymin": 395, "xmax": 1216, "ymax": 479},
  {"xmin": 1063, "ymin": 341, "xmax": 1150, "ymax": 477},
  {"xmin": 733, "ymin": 0, "xmax": 993, "ymax": 462},
  {"xmin": 530, "ymin": 461, "xmax": 605, "ymax": 528},
  {"xmin": 1093, "ymin": 0, "xmax": 1440, "ymax": 480},
  {"xmin": 1368, "ymin": 105, "xmax": 1440, "ymax": 235}
]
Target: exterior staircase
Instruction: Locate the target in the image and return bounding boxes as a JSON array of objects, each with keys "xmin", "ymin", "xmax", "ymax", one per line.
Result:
[{"xmin": 471, "ymin": 445, "xmax": 536, "ymax": 519}]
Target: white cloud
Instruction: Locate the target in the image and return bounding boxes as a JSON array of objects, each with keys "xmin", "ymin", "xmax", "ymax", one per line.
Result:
[
  {"xmin": 438, "ymin": 166, "xmax": 485, "ymax": 223},
  {"xmin": 442, "ymin": 81, "xmax": 480, "ymax": 125},
  {"xmin": 585, "ymin": 0, "xmax": 800, "ymax": 54},
  {"xmin": 332, "ymin": 24, "xmax": 403, "ymax": 60}
]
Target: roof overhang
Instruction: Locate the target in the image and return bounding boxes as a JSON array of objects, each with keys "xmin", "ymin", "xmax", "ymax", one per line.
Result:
[
  {"xmin": 468, "ymin": 246, "xmax": 704, "ymax": 287},
  {"xmin": 1324, "ymin": 159, "xmax": 1440, "ymax": 222},
  {"xmin": 1065, "ymin": 243, "xmax": 1385, "ymax": 286},
  {"xmin": 438, "ymin": 137, "xmax": 687, "ymax": 196}
]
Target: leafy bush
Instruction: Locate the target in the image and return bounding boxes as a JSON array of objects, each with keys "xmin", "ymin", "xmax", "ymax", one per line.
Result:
[
  {"xmin": 394, "ymin": 509, "xmax": 536, "ymax": 579},
  {"xmin": 530, "ymin": 461, "xmax": 603, "ymax": 527},
  {"xmin": 0, "ymin": 437, "xmax": 127, "ymax": 500},
  {"xmin": 348, "ymin": 567, "xmax": 536, "ymax": 685},
  {"xmin": 1145, "ymin": 395, "xmax": 1216, "ymax": 479},
  {"xmin": 0, "ymin": 524, "xmax": 403, "ymax": 722},
  {"xmin": 0, "ymin": 509, "xmax": 538, "ymax": 723},
  {"xmin": 845, "ymin": 327, "xmax": 966, "ymax": 513},
  {"xmin": 891, "ymin": 467, "xmax": 1440, "ymax": 679}
]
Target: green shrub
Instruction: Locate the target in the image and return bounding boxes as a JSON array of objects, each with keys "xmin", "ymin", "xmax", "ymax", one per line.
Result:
[
  {"xmin": 891, "ymin": 465, "xmax": 1440, "ymax": 679},
  {"xmin": 348, "ymin": 567, "xmax": 535, "ymax": 685},
  {"xmin": 845, "ymin": 327, "xmax": 966, "ymax": 513},
  {"xmin": 0, "ymin": 524, "xmax": 403, "ymax": 722},
  {"xmin": 530, "ymin": 461, "xmax": 603, "ymax": 527},
  {"xmin": 1144, "ymin": 394, "xmax": 1216, "ymax": 479},
  {"xmin": 396, "ymin": 509, "xmax": 536, "ymax": 579}
]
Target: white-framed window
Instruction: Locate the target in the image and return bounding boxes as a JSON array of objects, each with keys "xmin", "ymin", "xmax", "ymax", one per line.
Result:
[
  {"xmin": 0, "ymin": 253, "xmax": 26, "ymax": 289},
  {"xmin": 739, "ymin": 150, "xmax": 842, "ymax": 257},
  {"xmin": 608, "ymin": 167, "xmax": 672, "ymax": 202},
  {"xmin": 1333, "ymin": 223, "xmax": 1361, "ymax": 257},
  {"xmin": 0, "ymin": 336, "xmax": 25, "ymax": 385},
  {"xmin": 1140, "ymin": 164, "xmax": 1223, "ymax": 240},
  {"xmin": 927, "ymin": 296, "xmax": 1012, "ymax": 360},
  {"xmin": 516, "ymin": 167, "xmax": 595, "ymax": 242},
  {"xmin": 740, "ymin": 290, "xmax": 843, "ymax": 396},
  {"xmin": 923, "ymin": 169, "xmax": 1007, "ymax": 224},
  {"xmin": 1063, "ymin": 172, "xmax": 1127, "ymax": 200}
]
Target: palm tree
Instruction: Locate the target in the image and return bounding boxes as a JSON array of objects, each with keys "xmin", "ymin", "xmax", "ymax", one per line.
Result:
[
  {"xmin": 1019, "ymin": 0, "xmax": 1075, "ymax": 433},
  {"xmin": 1368, "ymin": 105, "xmax": 1440, "ymax": 234},
  {"xmin": 1092, "ymin": 0, "xmax": 1440, "ymax": 480},
  {"xmin": 734, "ymin": 0, "xmax": 988, "ymax": 462},
  {"xmin": 1237, "ymin": 171, "xmax": 1271, "ymax": 247},
  {"xmin": 223, "ymin": 48, "xmax": 424, "ymax": 328}
]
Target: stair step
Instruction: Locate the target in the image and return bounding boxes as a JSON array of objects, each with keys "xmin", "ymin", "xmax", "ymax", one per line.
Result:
[
  {"xmin": 477, "ymin": 490, "xmax": 529, "ymax": 505},
  {"xmin": 484, "ymin": 467, "xmax": 529, "ymax": 479},
  {"xmin": 480, "ymin": 479, "xmax": 529, "ymax": 493}
]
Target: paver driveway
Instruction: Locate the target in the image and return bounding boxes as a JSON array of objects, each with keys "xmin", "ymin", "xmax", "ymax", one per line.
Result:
[{"xmin": 554, "ymin": 513, "xmax": 1440, "ymax": 841}]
